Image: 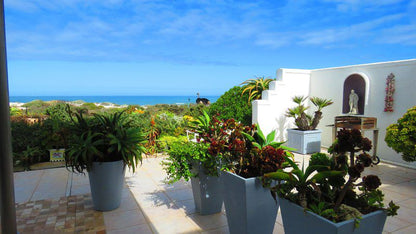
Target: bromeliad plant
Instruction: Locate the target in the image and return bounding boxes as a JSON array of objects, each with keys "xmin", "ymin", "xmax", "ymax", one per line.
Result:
[
  {"xmin": 65, "ymin": 109, "xmax": 147, "ymax": 174},
  {"xmin": 264, "ymin": 129, "xmax": 399, "ymax": 223},
  {"xmin": 286, "ymin": 96, "xmax": 333, "ymax": 131}
]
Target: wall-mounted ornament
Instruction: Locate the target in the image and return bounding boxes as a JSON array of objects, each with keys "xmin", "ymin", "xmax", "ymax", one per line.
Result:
[{"xmin": 384, "ymin": 73, "xmax": 395, "ymax": 112}]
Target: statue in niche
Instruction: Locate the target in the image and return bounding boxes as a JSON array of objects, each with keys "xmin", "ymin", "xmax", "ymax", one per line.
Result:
[{"xmin": 349, "ymin": 89, "xmax": 359, "ymax": 115}]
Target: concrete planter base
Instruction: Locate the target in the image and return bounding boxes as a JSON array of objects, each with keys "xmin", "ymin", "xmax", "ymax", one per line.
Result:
[
  {"xmin": 287, "ymin": 129, "xmax": 322, "ymax": 154},
  {"xmin": 88, "ymin": 160, "xmax": 125, "ymax": 211},
  {"xmin": 221, "ymin": 171, "xmax": 278, "ymax": 234},
  {"xmin": 279, "ymin": 198, "xmax": 387, "ymax": 234},
  {"xmin": 190, "ymin": 164, "xmax": 223, "ymax": 215}
]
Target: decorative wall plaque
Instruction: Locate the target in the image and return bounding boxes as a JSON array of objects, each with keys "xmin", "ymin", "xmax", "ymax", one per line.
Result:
[{"xmin": 384, "ymin": 73, "xmax": 395, "ymax": 112}]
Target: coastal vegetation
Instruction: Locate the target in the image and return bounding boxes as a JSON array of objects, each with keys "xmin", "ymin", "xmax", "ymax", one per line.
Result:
[
  {"xmin": 10, "ymin": 100, "xmax": 209, "ymax": 170},
  {"xmin": 9, "ymin": 77, "xmax": 270, "ymax": 170}
]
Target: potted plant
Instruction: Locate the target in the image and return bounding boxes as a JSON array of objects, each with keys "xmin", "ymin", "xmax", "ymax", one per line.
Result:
[
  {"xmin": 218, "ymin": 119, "xmax": 292, "ymax": 234},
  {"xmin": 385, "ymin": 106, "xmax": 416, "ymax": 162},
  {"xmin": 163, "ymin": 111, "xmax": 224, "ymax": 215},
  {"xmin": 163, "ymin": 141, "xmax": 223, "ymax": 215},
  {"xmin": 65, "ymin": 109, "xmax": 146, "ymax": 211},
  {"xmin": 264, "ymin": 129, "xmax": 399, "ymax": 234},
  {"xmin": 286, "ymin": 96, "xmax": 333, "ymax": 154}
]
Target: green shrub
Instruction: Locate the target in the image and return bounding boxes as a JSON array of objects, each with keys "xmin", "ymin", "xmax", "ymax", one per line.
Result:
[
  {"xmin": 162, "ymin": 141, "xmax": 199, "ymax": 183},
  {"xmin": 385, "ymin": 106, "xmax": 416, "ymax": 162},
  {"xmin": 45, "ymin": 103, "xmax": 71, "ymax": 122},
  {"xmin": 162, "ymin": 142, "xmax": 217, "ymax": 183},
  {"xmin": 81, "ymin": 102, "xmax": 103, "ymax": 110},
  {"xmin": 156, "ymin": 112, "xmax": 185, "ymax": 136},
  {"xmin": 11, "ymin": 119, "xmax": 48, "ymax": 168},
  {"xmin": 146, "ymin": 104, "xmax": 189, "ymax": 116},
  {"xmin": 22, "ymin": 100, "xmax": 51, "ymax": 114},
  {"xmin": 156, "ymin": 135, "xmax": 188, "ymax": 152},
  {"xmin": 309, "ymin": 152, "xmax": 332, "ymax": 168},
  {"xmin": 10, "ymin": 107, "xmax": 22, "ymax": 116},
  {"xmin": 127, "ymin": 111, "xmax": 151, "ymax": 131},
  {"xmin": 208, "ymin": 86, "xmax": 252, "ymax": 126},
  {"xmin": 184, "ymin": 104, "xmax": 208, "ymax": 118}
]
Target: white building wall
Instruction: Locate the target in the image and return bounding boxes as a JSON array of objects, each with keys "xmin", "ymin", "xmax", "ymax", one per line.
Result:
[
  {"xmin": 254, "ymin": 59, "xmax": 416, "ymax": 168},
  {"xmin": 309, "ymin": 59, "xmax": 416, "ymax": 167}
]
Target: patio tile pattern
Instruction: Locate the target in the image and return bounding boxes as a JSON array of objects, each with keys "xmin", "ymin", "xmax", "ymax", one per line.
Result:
[{"xmin": 15, "ymin": 194, "xmax": 105, "ymax": 233}]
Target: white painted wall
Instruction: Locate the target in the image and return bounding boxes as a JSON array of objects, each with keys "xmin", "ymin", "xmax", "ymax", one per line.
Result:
[
  {"xmin": 254, "ymin": 59, "xmax": 416, "ymax": 168},
  {"xmin": 310, "ymin": 59, "xmax": 416, "ymax": 167},
  {"xmin": 252, "ymin": 69, "xmax": 311, "ymax": 141}
]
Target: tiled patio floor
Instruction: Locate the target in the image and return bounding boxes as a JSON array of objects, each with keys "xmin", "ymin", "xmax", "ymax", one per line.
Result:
[{"xmin": 9, "ymin": 154, "xmax": 416, "ymax": 233}]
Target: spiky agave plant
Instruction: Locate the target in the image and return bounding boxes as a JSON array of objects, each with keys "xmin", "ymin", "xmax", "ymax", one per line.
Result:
[{"xmin": 241, "ymin": 76, "xmax": 274, "ymax": 103}]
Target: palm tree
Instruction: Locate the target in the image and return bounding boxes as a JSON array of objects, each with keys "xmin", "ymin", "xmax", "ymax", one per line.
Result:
[{"xmin": 241, "ymin": 76, "xmax": 275, "ymax": 103}]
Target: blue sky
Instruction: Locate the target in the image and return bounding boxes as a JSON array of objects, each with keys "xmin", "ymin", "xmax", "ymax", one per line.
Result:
[{"xmin": 4, "ymin": 0, "xmax": 416, "ymax": 96}]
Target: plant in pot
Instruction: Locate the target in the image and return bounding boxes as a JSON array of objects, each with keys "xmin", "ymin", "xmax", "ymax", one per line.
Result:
[
  {"xmin": 264, "ymin": 129, "xmax": 399, "ymax": 234},
  {"xmin": 65, "ymin": 109, "xmax": 146, "ymax": 211},
  {"xmin": 286, "ymin": 96, "xmax": 333, "ymax": 154},
  {"xmin": 219, "ymin": 120, "xmax": 292, "ymax": 234},
  {"xmin": 163, "ymin": 140, "xmax": 223, "ymax": 215},
  {"xmin": 163, "ymin": 111, "xmax": 225, "ymax": 215}
]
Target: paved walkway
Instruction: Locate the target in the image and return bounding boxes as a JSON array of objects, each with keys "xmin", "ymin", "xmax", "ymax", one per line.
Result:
[{"xmin": 9, "ymin": 155, "xmax": 416, "ymax": 233}]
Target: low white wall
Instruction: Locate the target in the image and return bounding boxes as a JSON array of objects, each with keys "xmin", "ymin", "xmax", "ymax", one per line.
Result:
[{"xmin": 254, "ymin": 59, "xmax": 416, "ymax": 168}]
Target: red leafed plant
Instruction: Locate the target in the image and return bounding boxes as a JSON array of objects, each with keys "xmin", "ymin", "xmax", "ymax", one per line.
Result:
[{"xmin": 191, "ymin": 111, "xmax": 291, "ymax": 178}]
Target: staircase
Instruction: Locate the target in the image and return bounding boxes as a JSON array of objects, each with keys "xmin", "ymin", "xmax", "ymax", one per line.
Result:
[{"xmin": 252, "ymin": 68, "xmax": 312, "ymax": 141}]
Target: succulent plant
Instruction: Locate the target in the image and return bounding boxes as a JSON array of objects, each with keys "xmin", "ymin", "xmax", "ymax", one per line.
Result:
[
  {"xmin": 264, "ymin": 128, "xmax": 399, "ymax": 223},
  {"xmin": 286, "ymin": 96, "xmax": 333, "ymax": 131}
]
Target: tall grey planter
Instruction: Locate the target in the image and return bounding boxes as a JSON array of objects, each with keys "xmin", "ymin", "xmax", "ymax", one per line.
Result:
[
  {"xmin": 221, "ymin": 171, "xmax": 278, "ymax": 234},
  {"xmin": 287, "ymin": 129, "xmax": 322, "ymax": 154},
  {"xmin": 88, "ymin": 160, "xmax": 125, "ymax": 211},
  {"xmin": 190, "ymin": 164, "xmax": 223, "ymax": 215},
  {"xmin": 279, "ymin": 198, "xmax": 387, "ymax": 234}
]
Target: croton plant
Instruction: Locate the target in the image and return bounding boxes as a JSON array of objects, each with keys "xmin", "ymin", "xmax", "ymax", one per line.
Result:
[{"xmin": 191, "ymin": 111, "xmax": 291, "ymax": 178}]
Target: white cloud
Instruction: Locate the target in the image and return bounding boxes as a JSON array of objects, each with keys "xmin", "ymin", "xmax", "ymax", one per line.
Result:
[
  {"xmin": 323, "ymin": 0, "xmax": 406, "ymax": 12},
  {"xmin": 377, "ymin": 24, "xmax": 416, "ymax": 45},
  {"xmin": 254, "ymin": 33, "xmax": 291, "ymax": 48},
  {"xmin": 3, "ymin": 0, "xmax": 415, "ymax": 62},
  {"xmin": 300, "ymin": 14, "xmax": 405, "ymax": 45}
]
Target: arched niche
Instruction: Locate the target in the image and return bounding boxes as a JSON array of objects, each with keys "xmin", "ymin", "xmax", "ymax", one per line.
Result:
[{"xmin": 342, "ymin": 74, "xmax": 368, "ymax": 115}]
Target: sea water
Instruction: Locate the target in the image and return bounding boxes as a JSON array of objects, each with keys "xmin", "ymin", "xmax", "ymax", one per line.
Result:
[{"xmin": 9, "ymin": 96, "xmax": 219, "ymax": 106}]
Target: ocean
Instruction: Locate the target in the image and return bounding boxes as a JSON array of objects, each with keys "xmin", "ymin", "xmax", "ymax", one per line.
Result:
[{"xmin": 9, "ymin": 96, "xmax": 220, "ymax": 106}]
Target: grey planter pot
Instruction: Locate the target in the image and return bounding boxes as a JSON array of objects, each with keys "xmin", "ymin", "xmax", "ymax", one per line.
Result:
[
  {"xmin": 279, "ymin": 198, "xmax": 387, "ymax": 234},
  {"xmin": 190, "ymin": 164, "xmax": 223, "ymax": 215},
  {"xmin": 88, "ymin": 160, "xmax": 126, "ymax": 211},
  {"xmin": 287, "ymin": 129, "xmax": 322, "ymax": 154},
  {"xmin": 221, "ymin": 171, "xmax": 278, "ymax": 234}
]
